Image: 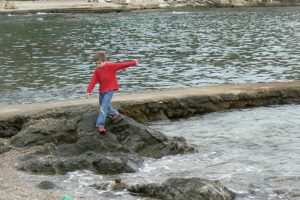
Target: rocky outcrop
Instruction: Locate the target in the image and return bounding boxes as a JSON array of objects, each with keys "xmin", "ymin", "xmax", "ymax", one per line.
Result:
[
  {"xmin": 18, "ymin": 147, "xmax": 144, "ymax": 175},
  {"xmin": 128, "ymin": 177, "xmax": 236, "ymax": 200},
  {"xmin": 10, "ymin": 117, "xmax": 79, "ymax": 147},
  {"xmin": 6, "ymin": 105, "xmax": 194, "ymax": 175}
]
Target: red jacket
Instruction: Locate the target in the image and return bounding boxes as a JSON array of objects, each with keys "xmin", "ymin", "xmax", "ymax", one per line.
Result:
[{"xmin": 86, "ymin": 60, "xmax": 137, "ymax": 93}]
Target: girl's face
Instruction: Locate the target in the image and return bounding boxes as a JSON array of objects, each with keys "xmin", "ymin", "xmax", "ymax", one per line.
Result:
[
  {"xmin": 96, "ymin": 61, "xmax": 101, "ymax": 66},
  {"xmin": 95, "ymin": 60, "xmax": 105, "ymax": 67}
]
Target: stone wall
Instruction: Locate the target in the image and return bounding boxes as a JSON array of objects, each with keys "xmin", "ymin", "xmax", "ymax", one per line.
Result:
[
  {"xmin": 115, "ymin": 82, "xmax": 300, "ymax": 122},
  {"xmin": 110, "ymin": 0, "xmax": 160, "ymax": 6},
  {"xmin": 1, "ymin": 82, "xmax": 300, "ymax": 124}
]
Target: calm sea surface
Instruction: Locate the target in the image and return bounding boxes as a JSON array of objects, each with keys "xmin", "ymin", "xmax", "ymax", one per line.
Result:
[{"xmin": 1, "ymin": 7, "xmax": 300, "ymax": 105}]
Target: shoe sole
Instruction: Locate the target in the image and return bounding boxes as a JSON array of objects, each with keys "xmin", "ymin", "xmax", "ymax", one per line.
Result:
[{"xmin": 111, "ymin": 115, "xmax": 121, "ymax": 121}]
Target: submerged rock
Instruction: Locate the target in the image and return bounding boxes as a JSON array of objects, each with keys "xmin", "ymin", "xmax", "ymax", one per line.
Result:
[
  {"xmin": 273, "ymin": 188, "xmax": 300, "ymax": 197},
  {"xmin": 128, "ymin": 177, "xmax": 236, "ymax": 200},
  {"xmin": 111, "ymin": 177, "xmax": 129, "ymax": 191},
  {"xmin": 91, "ymin": 182, "xmax": 110, "ymax": 190},
  {"xmin": 91, "ymin": 178, "xmax": 130, "ymax": 191},
  {"xmin": 11, "ymin": 105, "xmax": 194, "ymax": 175},
  {"xmin": 37, "ymin": 180, "xmax": 56, "ymax": 189}
]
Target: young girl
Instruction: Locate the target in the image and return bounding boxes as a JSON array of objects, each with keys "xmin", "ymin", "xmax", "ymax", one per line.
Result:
[{"xmin": 86, "ymin": 52, "xmax": 138, "ymax": 134}]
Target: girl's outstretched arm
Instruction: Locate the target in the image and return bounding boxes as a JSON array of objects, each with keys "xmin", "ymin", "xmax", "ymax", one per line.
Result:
[{"xmin": 114, "ymin": 60, "xmax": 138, "ymax": 71}]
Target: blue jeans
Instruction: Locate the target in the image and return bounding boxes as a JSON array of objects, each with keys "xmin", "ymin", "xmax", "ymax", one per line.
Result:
[{"xmin": 96, "ymin": 91, "xmax": 118, "ymax": 127}]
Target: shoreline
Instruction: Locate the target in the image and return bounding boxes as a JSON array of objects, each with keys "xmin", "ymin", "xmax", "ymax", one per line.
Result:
[
  {"xmin": 1, "ymin": 0, "xmax": 300, "ymax": 15},
  {"xmin": 0, "ymin": 0, "xmax": 136, "ymax": 15}
]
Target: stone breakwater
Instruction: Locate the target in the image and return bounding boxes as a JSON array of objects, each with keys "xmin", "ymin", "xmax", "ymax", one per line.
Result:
[
  {"xmin": 1, "ymin": 81, "xmax": 300, "ymax": 123},
  {"xmin": 117, "ymin": 81, "xmax": 300, "ymax": 122}
]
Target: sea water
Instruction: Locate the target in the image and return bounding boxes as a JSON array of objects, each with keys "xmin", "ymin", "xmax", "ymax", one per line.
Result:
[{"xmin": 1, "ymin": 7, "xmax": 300, "ymax": 105}]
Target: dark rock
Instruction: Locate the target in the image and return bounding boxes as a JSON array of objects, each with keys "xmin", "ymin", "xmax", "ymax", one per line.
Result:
[
  {"xmin": 10, "ymin": 117, "xmax": 78, "ymax": 147},
  {"xmin": 210, "ymin": 96, "xmax": 223, "ymax": 104},
  {"xmin": 128, "ymin": 177, "xmax": 236, "ymax": 200},
  {"xmin": 220, "ymin": 93, "xmax": 239, "ymax": 101},
  {"xmin": 92, "ymin": 153, "xmax": 143, "ymax": 175},
  {"xmin": 18, "ymin": 146, "xmax": 143, "ymax": 175},
  {"xmin": 284, "ymin": 88, "xmax": 300, "ymax": 98},
  {"xmin": 237, "ymin": 92, "xmax": 256, "ymax": 100},
  {"xmin": 106, "ymin": 115, "xmax": 194, "ymax": 158},
  {"xmin": 0, "ymin": 115, "xmax": 28, "ymax": 138},
  {"xmin": 7, "ymin": 105, "xmax": 193, "ymax": 175},
  {"xmin": 37, "ymin": 180, "xmax": 56, "ymax": 189}
]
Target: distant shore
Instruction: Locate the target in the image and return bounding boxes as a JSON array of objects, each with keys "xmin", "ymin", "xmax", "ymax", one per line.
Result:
[
  {"xmin": 1, "ymin": 0, "xmax": 300, "ymax": 15},
  {"xmin": 0, "ymin": 0, "xmax": 160, "ymax": 15}
]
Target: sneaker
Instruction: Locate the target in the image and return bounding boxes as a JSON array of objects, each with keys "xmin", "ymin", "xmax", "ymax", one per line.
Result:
[
  {"xmin": 111, "ymin": 113, "xmax": 120, "ymax": 121},
  {"xmin": 98, "ymin": 126, "xmax": 106, "ymax": 134}
]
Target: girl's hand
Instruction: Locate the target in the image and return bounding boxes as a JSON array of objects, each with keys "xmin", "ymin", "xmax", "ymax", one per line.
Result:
[
  {"xmin": 134, "ymin": 59, "xmax": 139, "ymax": 65},
  {"xmin": 85, "ymin": 92, "xmax": 90, "ymax": 98}
]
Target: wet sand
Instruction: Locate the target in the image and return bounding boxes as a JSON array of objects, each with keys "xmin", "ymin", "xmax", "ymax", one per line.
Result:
[
  {"xmin": 0, "ymin": 145, "xmax": 98, "ymax": 199},
  {"xmin": 0, "ymin": 147, "xmax": 65, "ymax": 200}
]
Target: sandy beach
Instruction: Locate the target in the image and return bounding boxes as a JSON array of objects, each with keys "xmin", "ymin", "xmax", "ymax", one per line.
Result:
[
  {"xmin": 0, "ymin": 147, "xmax": 67, "ymax": 200},
  {"xmin": 0, "ymin": 145, "xmax": 100, "ymax": 200}
]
